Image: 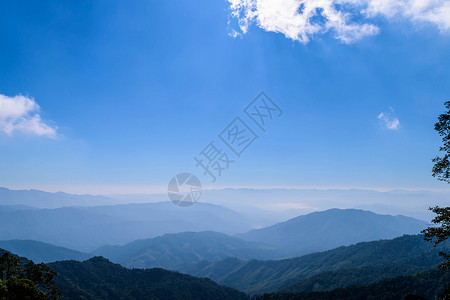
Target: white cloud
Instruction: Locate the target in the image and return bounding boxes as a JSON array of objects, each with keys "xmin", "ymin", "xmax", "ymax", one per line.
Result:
[
  {"xmin": 364, "ymin": 0, "xmax": 450, "ymax": 32},
  {"xmin": 0, "ymin": 94, "xmax": 58, "ymax": 138},
  {"xmin": 378, "ymin": 108, "xmax": 400, "ymax": 130},
  {"xmin": 227, "ymin": 0, "xmax": 450, "ymax": 43}
]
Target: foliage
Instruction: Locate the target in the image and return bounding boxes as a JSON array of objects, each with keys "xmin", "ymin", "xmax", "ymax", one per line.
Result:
[
  {"xmin": 94, "ymin": 231, "xmax": 280, "ymax": 269},
  {"xmin": 24, "ymin": 262, "xmax": 61, "ymax": 299},
  {"xmin": 0, "ymin": 250, "xmax": 60, "ymax": 299},
  {"xmin": 49, "ymin": 256, "xmax": 248, "ymax": 300},
  {"xmin": 0, "ymin": 252, "xmax": 21, "ymax": 280},
  {"xmin": 423, "ymin": 101, "xmax": 450, "ymax": 273},
  {"xmin": 182, "ymin": 234, "xmax": 449, "ymax": 294},
  {"xmin": 423, "ymin": 206, "xmax": 450, "ymax": 271},
  {"xmin": 0, "ymin": 280, "xmax": 6, "ymax": 300},
  {"xmin": 439, "ymin": 287, "xmax": 450, "ymax": 300},
  {"xmin": 432, "ymin": 101, "xmax": 450, "ymax": 182},
  {"xmin": 282, "ymin": 264, "xmax": 435, "ymax": 293},
  {"xmin": 0, "ymin": 278, "xmax": 47, "ymax": 300},
  {"xmin": 253, "ymin": 270, "xmax": 450, "ymax": 300}
]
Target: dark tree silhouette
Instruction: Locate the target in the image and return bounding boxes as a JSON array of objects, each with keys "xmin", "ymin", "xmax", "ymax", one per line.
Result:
[
  {"xmin": 0, "ymin": 252, "xmax": 21, "ymax": 280},
  {"xmin": 422, "ymin": 101, "xmax": 450, "ymax": 271},
  {"xmin": 422, "ymin": 100, "xmax": 450, "ymax": 300},
  {"xmin": 432, "ymin": 101, "xmax": 450, "ymax": 182},
  {"xmin": 0, "ymin": 278, "xmax": 47, "ymax": 300},
  {"xmin": 24, "ymin": 262, "xmax": 60, "ymax": 299},
  {"xmin": 0, "ymin": 251, "xmax": 61, "ymax": 299},
  {"xmin": 422, "ymin": 206, "xmax": 450, "ymax": 271}
]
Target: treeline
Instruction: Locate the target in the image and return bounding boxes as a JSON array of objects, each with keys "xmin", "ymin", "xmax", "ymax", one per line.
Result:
[
  {"xmin": 1, "ymin": 249, "xmax": 248, "ymax": 300},
  {"xmin": 254, "ymin": 270, "xmax": 450, "ymax": 300},
  {"xmin": 49, "ymin": 256, "xmax": 248, "ymax": 300},
  {"xmin": 181, "ymin": 234, "xmax": 449, "ymax": 294},
  {"xmin": 0, "ymin": 249, "xmax": 60, "ymax": 299},
  {"xmin": 283, "ymin": 264, "xmax": 436, "ymax": 293},
  {"xmin": 1, "ymin": 239, "xmax": 449, "ymax": 300}
]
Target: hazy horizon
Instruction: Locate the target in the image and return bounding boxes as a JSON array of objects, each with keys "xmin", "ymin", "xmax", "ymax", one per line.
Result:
[
  {"xmin": 1, "ymin": 1, "xmax": 450, "ymax": 200},
  {"xmin": 1, "ymin": 185, "xmax": 447, "ymax": 222},
  {"xmin": 0, "ymin": 2, "xmax": 449, "ymax": 298}
]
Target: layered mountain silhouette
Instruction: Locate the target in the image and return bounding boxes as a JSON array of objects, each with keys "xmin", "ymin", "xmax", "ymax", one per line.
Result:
[
  {"xmin": 253, "ymin": 269, "xmax": 449, "ymax": 300},
  {"xmin": 180, "ymin": 234, "xmax": 448, "ymax": 294},
  {"xmin": 0, "ymin": 187, "xmax": 115, "ymax": 208},
  {"xmin": 0, "ymin": 202, "xmax": 253, "ymax": 251},
  {"xmin": 0, "ymin": 208, "xmax": 429, "ymax": 266},
  {"xmin": 3, "ymin": 238, "xmax": 447, "ymax": 300},
  {"xmin": 0, "ymin": 239, "xmax": 91, "ymax": 263},
  {"xmin": 92, "ymin": 231, "xmax": 280, "ymax": 269},
  {"xmin": 0, "ymin": 248, "xmax": 248, "ymax": 300},
  {"xmin": 48, "ymin": 256, "xmax": 248, "ymax": 300},
  {"xmin": 236, "ymin": 208, "xmax": 428, "ymax": 257}
]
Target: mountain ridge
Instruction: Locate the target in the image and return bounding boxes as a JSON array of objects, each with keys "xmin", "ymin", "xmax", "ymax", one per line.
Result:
[
  {"xmin": 92, "ymin": 231, "xmax": 281, "ymax": 269},
  {"xmin": 180, "ymin": 234, "xmax": 448, "ymax": 294},
  {"xmin": 236, "ymin": 208, "xmax": 428, "ymax": 257},
  {"xmin": 0, "ymin": 239, "xmax": 91, "ymax": 263},
  {"xmin": 0, "ymin": 202, "xmax": 254, "ymax": 252}
]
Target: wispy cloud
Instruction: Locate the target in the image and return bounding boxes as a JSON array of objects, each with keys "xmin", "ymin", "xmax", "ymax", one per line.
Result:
[
  {"xmin": 227, "ymin": 0, "xmax": 450, "ymax": 43},
  {"xmin": 0, "ymin": 94, "xmax": 58, "ymax": 138},
  {"xmin": 364, "ymin": 0, "xmax": 450, "ymax": 32},
  {"xmin": 378, "ymin": 107, "xmax": 399, "ymax": 130}
]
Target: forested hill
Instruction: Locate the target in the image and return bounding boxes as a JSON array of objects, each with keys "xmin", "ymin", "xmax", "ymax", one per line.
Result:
[
  {"xmin": 49, "ymin": 256, "xmax": 248, "ymax": 300},
  {"xmin": 2, "ymin": 243, "xmax": 448, "ymax": 300},
  {"xmin": 181, "ymin": 234, "xmax": 449, "ymax": 294},
  {"xmin": 92, "ymin": 231, "xmax": 280, "ymax": 269},
  {"xmin": 254, "ymin": 270, "xmax": 450, "ymax": 300}
]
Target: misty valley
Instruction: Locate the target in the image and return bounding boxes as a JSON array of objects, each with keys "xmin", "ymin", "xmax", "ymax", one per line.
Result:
[{"xmin": 1, "ymin": 0, "xmax": 450, "ymax": 299}]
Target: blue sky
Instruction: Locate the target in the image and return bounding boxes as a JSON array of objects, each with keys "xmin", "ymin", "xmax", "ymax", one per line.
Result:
[{"xmin": 0, "ymin": 0, "xmax": 450, "ymax": 194}]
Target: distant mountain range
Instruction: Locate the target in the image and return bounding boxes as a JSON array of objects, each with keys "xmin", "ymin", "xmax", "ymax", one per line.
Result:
[
  {"xmin": 185, "ymin": 188, "xmax": 450, "ymax": 221},
  {"xmin": 0, "ymin": 208, "xmax": 430, "ymax": 264},
  {"xmin": 0, "ymin": 187, "xmax": 116, "ymax": 208},
  {"xmin": 236, "ymin": 208, "xmax": 428, "ymax": 257},
  {"xmin": 0, "ymin": 187, "xmax": 447, "ymax": 299},
  {"xmin": 0, "ymin": 201, "xmax": 254, "ymax": 252},
  {"xmin": 0, "ymin": 239, "xmax": 90, "ymax": 263},
  {"xmin": 1, "ymin": 234, "xmax": 448, "ymax": 299}
]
